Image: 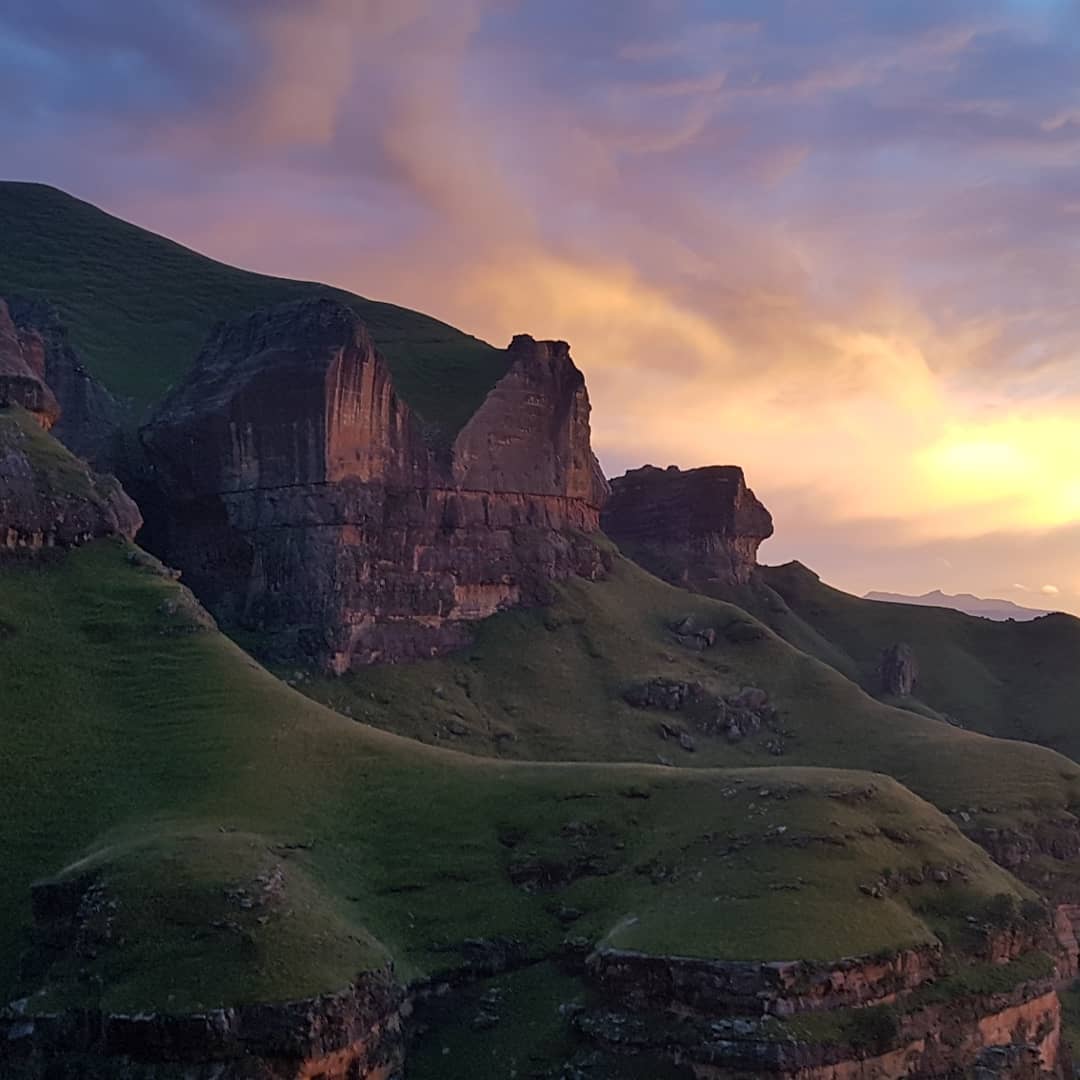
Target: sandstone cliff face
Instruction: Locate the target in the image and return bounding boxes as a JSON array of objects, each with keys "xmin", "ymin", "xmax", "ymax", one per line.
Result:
[
  {"xmin": 578, "ymin": 946, "xmax": 1066, "ymax": 1079},
  {"xmin": 0, "ymin": 297, "xmax": 138, "ymax": 551},
  {"xmin": 602, "ymin": 464, "xmax": 773, "ymax": 590},
  {"xmin": 2, "ymin": 973, "xmax": 405, "ymax": 1080},
  {"xmin": 0, "ymin": 299, "xmax": 60, "ymax": 429},
  {"xmin": 5, "ymin": 297, "xmax": 124, "ymax": 469},
  {"xmin": 141, "ymin": 299, "xmax": 608, "ymax": 670}
]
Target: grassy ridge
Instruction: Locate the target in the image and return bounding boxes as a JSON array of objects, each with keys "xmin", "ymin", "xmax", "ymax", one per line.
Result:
[
  {"xmin": 300, "ymin": 552, "xmax": 1080, "ymax": 822},
  {"xmin": 0, "ymin": 541, "xmax": 1040, "ymax": 1015},
  {"xmin": 755, "ymin": 562, "xmax": 1080, "ymax": 761},
  {"xmin": 0, "ymin": 182, "xmax": 508, "ymax": 436}
]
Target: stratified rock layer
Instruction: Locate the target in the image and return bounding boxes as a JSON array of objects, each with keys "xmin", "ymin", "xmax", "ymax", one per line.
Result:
[
  {"xmin": 1, "ymin": 973, "xmax": 405, "ymax": 1080},
  {"xmin": 602, "ymin": 464, "xmax": 773, "ymax": 590},
  {"xmin": 141, "ymin": 300, "xmax": 609, "ymax": 670}
]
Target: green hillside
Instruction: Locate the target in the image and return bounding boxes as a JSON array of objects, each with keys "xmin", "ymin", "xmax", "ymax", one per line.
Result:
[
  {"xmin": 748, "ymin": 562, "xmax": 1080, "ymax": 761},
  {"xmin": 1, "ymin": 540, "xmax": 1035, "ymax": 1016},
  {"xmin": 3, "ymin": 185, "xmax": 1078, "ymax": 1075},
  {"xmin": 0, "ymin": 182, "xmax": 508, "ymax": 437},
  {"xmin": 297, "ymin": 551, "xmax": 1080, "ymax": 836}
]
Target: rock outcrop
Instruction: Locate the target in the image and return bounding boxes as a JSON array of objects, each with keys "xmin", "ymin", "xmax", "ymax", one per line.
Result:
[
  {"xmin": 0, "ymin": 299, "xmax": 60, "ymax": 429},
  {"xmin": 141, "ymin": 299, "xmax": 609, "ymax": 670},
  {"xmin": 577, "ymin": 946, "xmax": 1066, "ymax": 1078},
  {"xmin": 879, "ymin": 642, "xmax": 918, "ymax": 696},
  {"xmin": 5, "ymin": 297, "xmax": 124, "ymax": 469},
  {"xmin": 1, "ymin": 973, "xmax": 405, "ymax": 1079},
  {"xmin": 0, "ymin": 296, "xmax": 138, "ymax": 552},
  {"xmin": 602, "ymin": 464, "xmax": 773, "ymax": 590},
  {"xmin": 0, "ymin": 408, "xmax": 142, "ymax": 552}
]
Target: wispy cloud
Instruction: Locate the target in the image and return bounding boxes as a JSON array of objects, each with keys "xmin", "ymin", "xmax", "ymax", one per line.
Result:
[{"xmin": 2, "ymin": 0, "xmax": 1079, "ymax": 610}]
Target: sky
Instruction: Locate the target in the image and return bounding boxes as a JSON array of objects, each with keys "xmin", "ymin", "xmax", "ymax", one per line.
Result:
[{"xmin": 3, "ymin": 0, "xmax": 1080, "ymax": 612}]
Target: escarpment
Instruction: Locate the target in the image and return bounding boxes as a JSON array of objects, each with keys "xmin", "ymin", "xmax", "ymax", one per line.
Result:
[
  {"xmin": 141, "ymin": 299, "xmax": 609, "ymax": 670},
  {"xmin": 602, "ymin": 463, "xmax": 773, "ymax": 590}
]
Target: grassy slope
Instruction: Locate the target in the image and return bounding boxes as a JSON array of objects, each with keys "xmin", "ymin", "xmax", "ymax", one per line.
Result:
[
  {"xmin": 0, "ymin": 405, "xmax": 113, "ymax": 500},
  {"xmin": 754, "ymin": 562, "xmax": 1080, "ymax": 760},
  {"xmin": 0, "ymin": 182, "xmax": 508, "ymax": 437},
  {"xmin": 0, "ymin": 541, "xmax": 1040, "ymax": 1018},
  {"xmin": 300, "ymin": 552, "xmax": 1080, "ymax": 825}
]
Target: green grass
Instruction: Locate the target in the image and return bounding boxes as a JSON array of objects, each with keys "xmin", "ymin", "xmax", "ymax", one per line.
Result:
[
  {"xmin": 0, "ymin": 182, "xmax": 508, "ymax": 437},
  {"xmin": 0, "ymin": 404, "xmax": 130, "ymax": 512},
  {"xmin": 0, "ymin": 405, "xmax": 100, "ymax": 498},
  {"xmin": 299, "ymin": 552, "xmax": 1080, "ymax": 831},
  {"xmin": 0, "ymin": 541, "xmax": 1042, "ymax": 1016},
  {"xmin": 407, "ymin": 961, "xmax": 691, "ymax": 1079},
  {"xmin": 754, "ymin": 561, "xmax": 1080, "ymax": 762}
]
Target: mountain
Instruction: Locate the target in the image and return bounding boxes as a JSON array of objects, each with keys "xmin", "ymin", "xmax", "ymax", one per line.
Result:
[
  {"xmin": 0, "ymin": 181, "xmax": 509, "ymax": 442},
  {"xmin": 1, "ymin": 184, "xmax": 1079, "ymax": 1078},
  {"xmin": 864, "ymin": 588, "xmax": 1056, "ymax": 621}
]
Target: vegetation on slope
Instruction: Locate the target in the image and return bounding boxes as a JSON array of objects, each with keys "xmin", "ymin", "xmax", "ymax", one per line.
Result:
[
  {"xmin": 299, "ymin": 552, "xmax": 1080, "ymax": 837},
  {"xmin": 0, "ymin": 405, "xmax": 117, "ymax": 500},
  {"xmin": 753, "ymin": 561, "xmax": 1080, "ymax": 761},
  {"xmin": 0, "ymin": 540, "xmax": 1041, "ymax": 1020},
  {"xmin": 0, "ymin": 182, "xmax": 508, "ymax": 437}
]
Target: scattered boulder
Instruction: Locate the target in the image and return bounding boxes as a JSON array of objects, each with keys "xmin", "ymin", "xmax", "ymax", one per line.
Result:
[
  {"xmin": 671, "ymin": 614, "xmax": 718, "ymax": 650},
  {"xmin": 627, "ymin": 679, "xmax": 780, "ymax": 752}
]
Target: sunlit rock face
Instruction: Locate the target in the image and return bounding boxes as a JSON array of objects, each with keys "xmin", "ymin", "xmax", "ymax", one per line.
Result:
[
  {"xmin": 602, "ymin": 463, "xmax": 773, "ymax": 590},
  {"xmin": 142, "ymin": 299, "xmax": 609, "ymax": 670},
  {"xmin": 0, "ymin": 298, "xmax": 60, "ymax": 430}
]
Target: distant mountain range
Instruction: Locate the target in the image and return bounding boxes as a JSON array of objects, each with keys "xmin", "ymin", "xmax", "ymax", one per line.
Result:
[{"xmin": 863, "ymin": 588, "xmax": 1054, "ymax": 621}]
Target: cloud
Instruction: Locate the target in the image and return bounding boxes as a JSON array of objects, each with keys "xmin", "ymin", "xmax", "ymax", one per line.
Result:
[
  {"xmin": 1042, "ymin": 584, "xmax": 1061, "ymax": 595},
  {"xmin": 2, "ymin": 0, "xmax": 1080, "ymax": 611}
]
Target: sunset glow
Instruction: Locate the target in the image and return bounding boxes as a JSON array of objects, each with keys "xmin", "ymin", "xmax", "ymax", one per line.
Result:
[{"xmin": 4, "ymin": 0, "xmax": 1079, "ymax": 610}]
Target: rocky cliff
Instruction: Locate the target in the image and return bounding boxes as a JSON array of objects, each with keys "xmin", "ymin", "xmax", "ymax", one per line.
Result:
[
  {"xmin": 0, "ymin": 298, "xmax": 60, "ymax": 428},
  {"xmin": 2, "ymin": 975, "xmax": 405, "ymax": 1080},
  {"xmin": 0, "ymin": 297, "xmax": 140, "ymax": 551},
  {"xmin": 141, "ymin": 299, "xmax": 609, "ymax": 670},
  {"xmin": 602, "ymin": 464, "xmax": 773, "ymax": 590},
  {"xmin": 5, "ymin": 296, "xmax": 125, "ymax": 469}
]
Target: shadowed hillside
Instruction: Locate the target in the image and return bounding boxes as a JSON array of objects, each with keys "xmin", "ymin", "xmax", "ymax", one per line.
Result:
[
  {"xmin": 6, "ymin": 539, "xmax": 1055, "ymax": 1076},
  {"xmin": 753, "ymin": 561, "xmax": 1080, "ymax": 762},
  {"xmin": 0, "ymin": 182, "xmax": 508, "ymax": 439}
]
